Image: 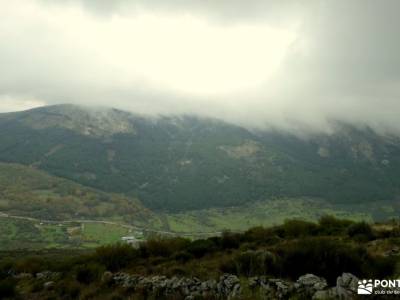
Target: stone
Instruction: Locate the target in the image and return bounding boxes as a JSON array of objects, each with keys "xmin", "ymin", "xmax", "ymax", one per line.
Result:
[
  {"xmin": 231, "ymin": 283, "xmax": 241, "ymax": 298},
  {"xmin": 248, "ymin": 276, "xmax": 259, "ymax": 289},
  {"xmin": 36, "ymin": 271, "xmax": 60, "ymax": 280},
  {"xmin": 101, "ymin": 271, "xmax": 113, "ymax": 283},
  {"xmin": 43, "ymin": 281, "xmax": 55, "ymax": 290},
  {"xmin": 336, "ymin": 273, "xmax": 358, "ymax": 299},
  {"xmin": 297, "ymin": 274, "xmax": 328, "ymax": 291},
  {"xmin": 296, "ymin": 274, "xmax": 328, "ymax": 298},
  {"xmin": 14, "ymin": 273, "xmax": 33, "ymax": 280},
  {"xmin": 108, "ymin": 272, "xmax": 242, "ymax": 298},
  {"xmin": 254, "ymin": 278, "xmax": 294, "ymax": 299}
]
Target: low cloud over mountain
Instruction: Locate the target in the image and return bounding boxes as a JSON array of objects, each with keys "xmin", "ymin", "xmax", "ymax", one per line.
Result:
[{"xmin": 1, "ymin": 0, "xmax": 400, "ymax": 133}]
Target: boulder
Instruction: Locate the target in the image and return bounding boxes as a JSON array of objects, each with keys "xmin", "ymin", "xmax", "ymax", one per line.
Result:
[
  {"xmin": 336, "ymin": 273, "xmax": 358, "ymax": 299},
  {"xmin": 43, "ymin": 281, "xmax": 55, "ymax": 290},
  {"xmin": 297, "ymin": 274, "xmax": 328, "ymax": 291},
  {"xmin": 36, "ymin": 271, "xmax": 60, "ymax": 280},
  {"xmin": 248, "ymin": 276, "xmax": 260, "ymax": 289},
  {"xmin": 295, "ymin": 274, "xmax": 328, "ymax": 298},
  {"xmin": 263, "ymin": 278, "xmax": 294, "ymax": 299},
  {"xmin": 101, "ymin": 271, "xmax": 113, "ymax": 284},
  {"xmin": 109, "ymin": 272, "xmax": 241, "ymax": 298},
  {"xmin": 217, "ymin": 274, "xmax": 241, "ymax": 298}
]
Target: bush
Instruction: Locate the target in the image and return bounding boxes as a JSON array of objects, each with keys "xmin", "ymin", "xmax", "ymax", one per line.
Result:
[
  {"xmin": 276, "ymin": 237, "xmax": 364, "ymax": 283},
  {"xmin": 276, "ymin": 220, "xmax": 318, "ymax": 238},
  {"xmin": 172, "ymin": 251, "xmax": 194, "ymax": 263},
  {"xmin": 317, "ymin": 215, "xmax": 353, "ymax": 235},
  {"xmin": 14, "ymin": 256, "xmax": 45, "ymax": 274},
  {"xmin": 347, "ymin": 222, "xmax": 374, "ymax": 241},
  {"xmin": 364, "ymin": 255, "xmax": 396, "ymax": 279},
  {"xmin": 165, "ymin": 266, "xmax": 188, "ymax": 277},
  {"xmin": 233, "ymin": 250, "xmax": 278, "ymax": 276},
  {"xmin": 219, "ymin": 256, "xmax": 237, "ymax": 274},
  {"xmin": 221, "ymin": 231, "xmax": 241, "ymax": 249},
  {"xmin": 243, "ymin": 226, "xmax": 277, "ymax": 244},
  {"xmin": 94, "ymin": 244, "xmax": 139, "ymax": 271},
  {"xmin": 0, "ymin": 278, "xmax": 16, "ymax": 299},
  {"xmin": 75, "ymin": 263, "xmax": 105, "ymax": 284},
  {"xmin": 186, "ymin": 239, "xmax": 217, "ymax": 258},
  {"xmin": 0, "ymin": 259, "xmax": 13, "ymax": 280},
  {"xmin": 140, "ymin": 237, "xmax": 190, "ymax": 258},
  {"xmin": 57, "ymin": 279, "xmax": 81, "ymax": 299}
]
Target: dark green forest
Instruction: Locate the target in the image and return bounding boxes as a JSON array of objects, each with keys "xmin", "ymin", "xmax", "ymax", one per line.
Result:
[{"xmin": 0, "ymin": 105, "xmax": 399, "ymax": 212}]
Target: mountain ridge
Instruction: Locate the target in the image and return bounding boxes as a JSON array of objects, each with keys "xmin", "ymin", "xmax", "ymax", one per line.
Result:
[{"xmin": 1, "ymin": 104, "xmax": 400, "ymax": 213}]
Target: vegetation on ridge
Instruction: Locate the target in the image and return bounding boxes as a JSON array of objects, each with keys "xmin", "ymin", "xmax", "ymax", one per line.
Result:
[
  {"xmin": 0, "ymin": 162, "xmax": 151, "ymax": 222},
  {"xmin": 1, "ymin": 216, "xmax": 400, "ymax": 299},
  {"xmin": 1, "ymin": 105, "xmax": 400, "ymax": 212}
]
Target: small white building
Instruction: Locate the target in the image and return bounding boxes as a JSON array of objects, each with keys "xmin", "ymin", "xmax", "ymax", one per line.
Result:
[{"xmin": 121, "ymin": 236, "xmax": 141, "ymax": 248}]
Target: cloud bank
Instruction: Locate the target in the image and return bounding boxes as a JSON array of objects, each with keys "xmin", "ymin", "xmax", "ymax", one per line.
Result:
[{"xmin": 1, "ymin": 0, "xmax": 400, "ymax": 133}]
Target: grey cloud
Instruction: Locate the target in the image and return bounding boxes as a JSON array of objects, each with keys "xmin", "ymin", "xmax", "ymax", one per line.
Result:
[
  {"xmin": 43, "ymin": 0, "xmax": 305, "ymax": 25},
  {"xmin": 2, "ymin": 0, "xmax": 400, "ymax": 134},
  {"xmin": 256, "ymin": 0, "xmax": 400, "ymax": 132}
]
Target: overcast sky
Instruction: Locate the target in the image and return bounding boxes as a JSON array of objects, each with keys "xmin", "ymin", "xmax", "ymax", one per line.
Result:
[{"xmin": 1, "ymin": 0, "xmax": 400, "ymax": 133}]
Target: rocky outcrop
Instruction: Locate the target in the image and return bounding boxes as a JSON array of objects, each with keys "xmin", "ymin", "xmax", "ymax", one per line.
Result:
[
  {"xmin": 13, "ymin": 270, "xmax": 360, "ymax": 299},
  {"xmin": 336, "ymin": 273, "xmax": 358, "ymax": 299},
  {"xmin": 108, "ymin": 272, "xmax": 241, "ymax": 299},
  {"xmin": 43, "ymin": 281, "xmax": 55, "ymax": 290},
  {"xmin": 249, "ymin": 276, "xmax": 295, "ymax": 299},
  {"xmin": 106, "ymin": 272, "xmax": 359, "ymax": 299},
  {"xmin": 312, "ymin": 273, "xmax": 358, "ymax": 300},
  {"xmin": 249, "ymin": 273, "xmax": 358, "ymax": 300},
  {"xmin": 296, "ymin": 273, "xmax": 328, "ymax": 296},
  {"xmin": 35, "ymin": 271, "xmax": 61, "ymax": 280}
]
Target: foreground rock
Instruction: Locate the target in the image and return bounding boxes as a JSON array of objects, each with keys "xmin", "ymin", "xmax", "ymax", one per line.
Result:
[
  {"xmin": 104, "ymin": 272, "xmax": 359, "ymax": 299},
  {"xmin": 14, "ymin": 269, "xmax": 359, "ymax": 299},
  {"xmin": 247, "ymin": 272, "xmax": 359, "ymax": 300},
  {"xmin": 109, "ymin": 272, "xmax": 241, "ymax": 299}
]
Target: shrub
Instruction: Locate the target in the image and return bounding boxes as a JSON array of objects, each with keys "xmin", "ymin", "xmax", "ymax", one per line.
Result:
[
  {"xmin": 276, "ymin": 220, "xmax": 318, "ymax": 238},
  {"xmin": 172, "ymin": 251, "xmax": 194, "ymax": 263},
  {"xmin": 219, "ymin": 257, "xmax": 237, "ymax": 274},
  {"xmin": 317, "ymin": 215, "xmax": 353, "ymax": 235},
  {"xmin": 140, "ymin": 237, "xmax": 190, "ymax": 258},
  {"xmin": 0, "ymin": 278, "xmax": 16, "ymax": 299},
  {"xmin": 186, "ymin": 239, "xmax": 217, "ymax": 258},
  {"xmin": 243, "ymin": 226, "xmax": 277, "ymax": 244},
  {"xmin": 57, "ymin": 279, "xmax": 81, "ymax": 299},
  {"xmin": 165, "ymin": 266, "xmax": 188, "ymax": 277},
  {"xmin": 75, "ymin": 263, "xmax": 105, "ymax": 284},
  {"xmin": 347, "ymin": 221, "xmax": 374, "ymax": 241},
  {"xmin": 365, "ymin": 255, "xmax": 396, "ymax": 279},
  {"xmin": 94, "ymin": 244, "xmax": 139, "ymax": 271},
  {"xmin": 233, "ymin": 250, "xmax": 278, "ymax": 276},
  {"xmin": 0, "ymin": 259, "xmax": 13, "ymax": 280},
  {"xmin": 13, "ymin": 256, "xmax": 45, "ymax": 274},
  {"xmin": 221, "ymin": 231, "xmax": 241, "ymax": 249},
  {"xmin": 276, "ymin": 237, "xmax": 366, "ymax": 283}
]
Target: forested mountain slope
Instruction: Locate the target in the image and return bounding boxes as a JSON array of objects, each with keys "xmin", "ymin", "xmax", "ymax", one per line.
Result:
[
  {"xmin": 0, "ymin": 104, "xmax": 399, "ymax": 212},
  {"xmin": 0, "ymin": 162, "xmax": 151, "ymax": 222}
]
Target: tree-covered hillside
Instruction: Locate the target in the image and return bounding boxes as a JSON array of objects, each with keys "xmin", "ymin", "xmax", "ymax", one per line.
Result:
[
  {"xmin": 1, "ymin": 104, "xmax": 400, "ymax": 212},
  {"xmin": 0, "ymin": 162, "xmax": 151, "ymax": 222}
]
